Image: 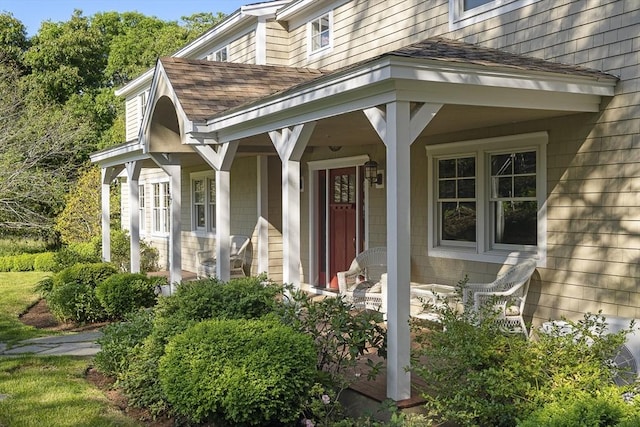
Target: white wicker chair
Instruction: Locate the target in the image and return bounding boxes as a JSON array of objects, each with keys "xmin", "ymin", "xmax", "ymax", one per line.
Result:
[
  {"xmin": 196, "ymin": 235, "xmax": 252, "ymax": 279},
  {"xmin": 336, "ymin": 247, "xmax": 387, "ymax": 313},
  {"xmin": 462, "ymin": 258, "xmax": 537, "ymax": 336}
]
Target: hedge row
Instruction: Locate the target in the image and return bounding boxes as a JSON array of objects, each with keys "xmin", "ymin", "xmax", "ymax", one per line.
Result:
[{"xmin": 0, "ymin": 252, "xmax": 56, "ymax": 272}]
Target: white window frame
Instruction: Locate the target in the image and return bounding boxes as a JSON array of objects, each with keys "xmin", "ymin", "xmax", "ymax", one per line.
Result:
[
  {"xmin": 138, "ymin": 89, "xmax": 149, "ymax": 118},
  {"xmin": 190, "ymin": 171, "xmax": 216, "ymax": 235},
  {"xmin": 207, "ymin": 46, "xmax": 228, "ymax": 62},
  {"xmin": 449, "ymin": 0, "xmax": 541, "ymax": 30},
  {"xmin": 138, "ymin": 184, "xmax": 145, "ymax": 234},
  {"xmin": 151, "ymin": 180, "xmax": 170, "ymax": 236},
  {"xmin": 307, "ymin": 10, "xmax": 333, "ymax": 58},
  {"xmin": 426, "ymin": 132, "xmax": 547, "ymax": 266}
]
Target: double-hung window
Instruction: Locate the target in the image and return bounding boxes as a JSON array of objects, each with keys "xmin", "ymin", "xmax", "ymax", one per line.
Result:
[
  {"xmin": 427, "ymin": 132, "xmax": 547, "ymax": 264},
  {"xmin": 191, "ymin": 172, "xmax": 216, "ymax": 233},
  {"xmin": 449, "ymin": 0, "xmax": 542, "ymax": 30},
  {"xmin": 308, "ymin": 11, "xmax": 332, "ymax": 56},
  {"xmin": 152, "ymin": 181, "xmax": 170, "ymax": 235}
]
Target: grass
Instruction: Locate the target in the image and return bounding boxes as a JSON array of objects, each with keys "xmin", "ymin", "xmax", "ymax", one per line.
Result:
[
  {"xmin": 0, "ymin": 356, "xmax": 140, "ymax": 427},
  {"xmin": 0, "ymin": 271, "xmax": 143, "ymax": 427},
  {"xmin": 0, "ymin": 271, "xmax": 54, "ymax": 344}
]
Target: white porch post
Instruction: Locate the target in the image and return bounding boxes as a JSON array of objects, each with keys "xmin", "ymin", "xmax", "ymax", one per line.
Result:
[
  {"xmin": 126, "ymin": 161, "xmax": 142, "ymax": 273},
  {"xmin": 364, "ymin": 102, "xmax": 441, "ymax": 401},
  {"xmin": 216, "ymin": 169, "xmax": 231, "ymax": 281},
  {"xmin": 149, "ymin": 154, "xmax": 182, "ymax": 292},
  {"xmin": 191, "ymin": 142, "xmax": 239, "ymax": 282},
  {"xmin": 269, "ymin": 123, "xmax": 316, "ymax": 287},
  {"xmin": 100, "ymin": 166, "xmax": 123, "ymax": 263},
  {"xmin": 257, "ymin": 156, "xmax": 269, "ymax": 275}
]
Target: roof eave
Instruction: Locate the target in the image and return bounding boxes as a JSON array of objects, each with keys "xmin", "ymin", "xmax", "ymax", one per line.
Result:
[{"xmin": 193, "ymin": 55, "xmax": 616, "ymax": 141}]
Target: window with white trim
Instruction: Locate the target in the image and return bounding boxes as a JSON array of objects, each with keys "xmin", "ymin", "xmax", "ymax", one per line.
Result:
[
  {"xmin": 427, "ymin": 132, "xmax": 547, "ymax": 264},
  {"xmin": 191, "ymin": 172, "xmax": 216, "ymax": 232},
  {"xmin": 152, "ymin": 181, "xmax": 170, "ymax": 234},
  {"xmin": 308, "ymin": 11, "xmax": 332, "ymax": 55},
  {"xmin": 449, "ymin": 0, "xmax": 541, "ymax": 30},
  {"xmin": 207, "ymin": 46, "xmax": 228, "ymax": 62},
  {"xmin": 139, "ymin": 184, "xmax": 145, "ymax": 233},
  {"xmin": 138, "ymin": 90, "xmax": 149, "ymax": 118}
]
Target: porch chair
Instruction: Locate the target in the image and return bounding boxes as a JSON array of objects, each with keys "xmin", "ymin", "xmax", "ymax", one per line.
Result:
[
  {"xmin": 336, "ymin": 247, "xmax": 387, "ymax": 313},
  {"xmin": 196, "ymin": 235, "xmax": 252, "ymax": 279},
  {"xmin": 462, "ymin": 258, "xmax": 537, "ymax": 337}
]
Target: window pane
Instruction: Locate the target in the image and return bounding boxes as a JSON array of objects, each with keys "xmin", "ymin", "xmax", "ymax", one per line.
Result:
[
  {"xmin": 493, "ymin": 201, "xmax": 537, "ymax": 245},
  {"xmin": 439, "ymin": 180, "xmax": 456, "ymax": 199},
  {"xmin": 463, "ymin": 0, "xmax": 493, "ymax": 11},
  {"xmin": 441, "ymin": 202, "xmax": 476, "ymax": 242},
  {"xmin": 209, "ymin": 204, "xmax": 216, "ymax": 229},
  {"xmin": 193, "ymin": 179, "xmax": 205, "ymax": 203},
  {"xmin": 196, "ymin": 205, "xmax": 205, "ymax": 228},
  {"xmin": 458, "ymin": 178, "xmax": 475, "ymax": 198},
  {"xmin": 496, "ymin": 176, "xmax": 512, "ymax": 198},
  {"xmin": 513, "ymin": 175, "xmax": 536, "ymax": 197},
  {"xmin": 439, "ymin": 159, "xmax": 456, "ymax": 178},
  {"xmin": 491, "ymin": 153, "xmax": 512, "ymax": 176},
  {"xmin": 457, "ymin": 157, "xmax": 475, "ymax": 177},
  {"xmin": 513, "ymin": 151, "xmax": 536, "ymax": 174}
]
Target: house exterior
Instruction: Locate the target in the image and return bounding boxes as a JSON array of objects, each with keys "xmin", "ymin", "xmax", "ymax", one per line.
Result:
[{"xmin": 90, "ymin": 0, "xmax": 638, "ymax": 401}]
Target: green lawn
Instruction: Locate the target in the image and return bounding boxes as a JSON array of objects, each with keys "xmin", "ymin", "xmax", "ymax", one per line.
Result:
[
  {"xmin": 0, "ymin": 272, "xmax": 142, "ymax": 427},
  {"xmin": 0, "ymin": 356, "xmax": 140, "ymax": 427},
  {"xmin": 0, "ymin": 271, "xmax": 54, "ymax": 344}
]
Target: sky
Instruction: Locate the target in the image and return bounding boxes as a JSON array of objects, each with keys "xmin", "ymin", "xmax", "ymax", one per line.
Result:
[{"xmin": 0, "ymin": 1, "xmax": 249, "ymax": 35}]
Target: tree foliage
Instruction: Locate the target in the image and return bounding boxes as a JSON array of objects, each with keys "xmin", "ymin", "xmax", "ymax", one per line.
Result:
[{"xmin": 0, "ymin": 8, "xmax": 226, "ymax": 237}]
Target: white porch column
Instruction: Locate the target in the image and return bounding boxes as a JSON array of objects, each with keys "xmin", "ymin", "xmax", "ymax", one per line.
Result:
[
  {"xmin": 192, "ymin": 142, "xmax": 239, "ymax": 282},
  {"xmin": 126, "ymin": 161, "xmax": 142, "ymax": 273},
  {"xmin": 364, "ymin": 102, "xmax": 441, "ymax": 401},
  {"xmin": 216, "ymin": 169, "xmax": 231, "ymax": 281},
  {"xmin": 257, "ymin": 156, "xmax": 269, "ymax": 275},
  {"xmin": 149, "ymin": 154, "xmax": 182, "ymax": 292},
  {"xmin": 100, "ymin": 166, "xmax": 123, "ymax": 263},
  {"xmin": 269, "ymin": 123, "xmax": 316, "ymax": 287}
]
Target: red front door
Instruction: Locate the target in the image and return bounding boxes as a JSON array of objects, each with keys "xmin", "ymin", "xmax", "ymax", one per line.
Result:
[{"xmin": 320, "ymin": 167, "xmax": 363, "ymax": 289}]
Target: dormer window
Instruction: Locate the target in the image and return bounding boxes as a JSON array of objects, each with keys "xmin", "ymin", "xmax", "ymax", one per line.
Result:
[
  {"xmin": 208, "ymin": 46, "xmax": 228, "ymax": 62},
  {"xmin": 308, "ymin": 12, "xmax": 332, "ymax": 55}
]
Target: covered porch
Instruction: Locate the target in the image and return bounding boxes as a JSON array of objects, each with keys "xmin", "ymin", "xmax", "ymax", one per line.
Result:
[{"xmin": 92, "ymin": 38, "xmax": 615, "ymax": 401}]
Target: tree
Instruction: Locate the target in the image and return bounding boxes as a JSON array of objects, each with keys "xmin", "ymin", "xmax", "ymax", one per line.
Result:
[
  {"xmin": 0, "ymin": 64, "xmax": 93, "ymax": 236},
  {"xmin": 0, "ymin": 12, "xmax": 29, "ymax": 68}
]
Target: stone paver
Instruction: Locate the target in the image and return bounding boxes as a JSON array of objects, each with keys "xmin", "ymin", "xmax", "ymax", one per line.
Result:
[{"xmin": 0, "ymin": 331, "xmax": 102, "ymax": 357}]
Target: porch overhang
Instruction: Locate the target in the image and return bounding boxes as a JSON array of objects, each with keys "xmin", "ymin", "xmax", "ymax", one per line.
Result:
[{"xmin": 187, "ymin": 55, "xmax": 616, "ymax": 144}]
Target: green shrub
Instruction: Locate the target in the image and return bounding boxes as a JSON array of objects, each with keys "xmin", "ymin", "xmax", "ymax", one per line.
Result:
[
  {"xmin": 279, "ymin": 286, "xmax": 387, "ymax": 384},
  {"xmin": 0, "ymin": 256, "xmax": 12, "ymax": 272},
  {"xmin": 517, "ymin": 387, "xmax": 640, "ymax": 427},
  {"xmin": 33, "ymin": 252, "xmax": 56, "ymax": 271},
  {"xmin": 52, "ymin": 244, "xmax": 100, "ymax": 272},
  {"xmin": 35, "ymin": 276, "xmax": 54, "ymax": 297},
  {"xmin": 46, "ymin": 262, "xmax": 118, "ymax": 323},
  {"xmin": 159, "ymin": 318, "xmax": 317, "ymax": 426},
  {"xmin": 95, "ymin": 273, "xmax": 159, "ymax": 319},
  {"xmin": 118, "ymin": 276, "xmax": 282, "ymax": 417},
  {"xmin": 12, "ymin": 253, "xmax": 35, "ymax": 271},
  {"xmin": 47, "ymin": 282, "xmax": 107, "ymax": 323},
  {"xmin": 94, "ymin": 309, "xmax": 154, "ymax": 377},
  {"xmin": 91, "ymin": 230, "xmax": 159, "ymax": 273},
  {"xmin": 412, "ymin": 300, "xmax": 632, "ymax": 427}
]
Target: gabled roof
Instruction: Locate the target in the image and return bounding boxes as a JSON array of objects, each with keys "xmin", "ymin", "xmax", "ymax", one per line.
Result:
[
  {"xmin": 159, "ymin": 57, "xmax": 329, "ymax": 122},
  {"xmin": 152, "ymin": 37, "xmax": 616, "ymax": 132}
]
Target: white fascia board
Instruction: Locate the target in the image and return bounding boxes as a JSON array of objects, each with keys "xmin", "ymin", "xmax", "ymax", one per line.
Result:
[
  {"xmin": 114, "ymin": 69, "xmax": 154, "ymax": 98},
  {"xmin": 242, "ymin": 1, "xmax": 291, "ymax": 16},
  {"xmin": 276, "ymin": 0, "xmax": 314, "ymax": 20},
  {"xmin": 90, "ymin": 140, "xmax": 147, "ymax": 167}
]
